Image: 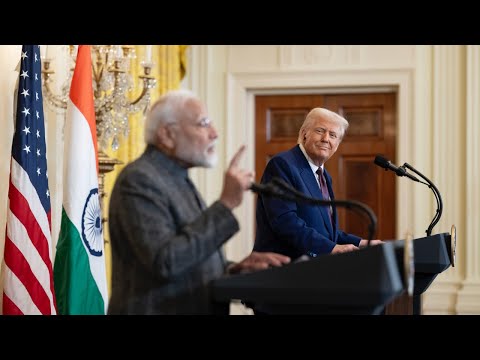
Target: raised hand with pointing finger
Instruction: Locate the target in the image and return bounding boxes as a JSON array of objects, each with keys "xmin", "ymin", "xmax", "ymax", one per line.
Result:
[{"xmin": 220, "ymin": 145, "xmax": 255, "ymax": 210}]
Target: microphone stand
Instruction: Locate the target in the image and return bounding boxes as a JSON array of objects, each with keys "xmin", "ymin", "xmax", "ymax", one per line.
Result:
[
  {"xmin": 403, "ymin": 163, "xmax": 443, "ymax": 237},
  {"xmin": 401, "ymin": 163, "xmax": 444, "ymax": 315},
  {"xmin": 251, "ymin": 177, "xmax": 377, "ymax": 242}
]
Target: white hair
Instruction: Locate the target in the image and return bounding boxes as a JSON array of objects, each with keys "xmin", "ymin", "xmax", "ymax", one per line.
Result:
[
  {"xmin": 144, "ymin": 89, "xmax": 199, "ymax": 145},
  {"xmin": 297, "ymin": 107, "xmax": 349, "ymax": 144}
]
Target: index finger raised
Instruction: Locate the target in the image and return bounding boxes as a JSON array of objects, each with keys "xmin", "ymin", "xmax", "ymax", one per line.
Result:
[{"xmin": 228, "ymin": 145, "xmax": 246, "ymax": 169}]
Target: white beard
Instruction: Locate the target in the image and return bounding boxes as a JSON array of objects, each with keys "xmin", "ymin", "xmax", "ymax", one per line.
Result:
[{"xmin": 175, "ymin": 140, "xmax": 218, "ymax": 168}]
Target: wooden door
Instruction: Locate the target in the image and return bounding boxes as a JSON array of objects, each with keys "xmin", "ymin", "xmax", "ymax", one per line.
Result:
[
  {"xmin": 323, "ymin": 93, "xmax": 396, "ymax": 240},
  {"xmin": 254, "ymin": 94, "xmax": 324, "ymax": 181},
  {"xmin": 255, "ymin": 93, "xmax": 397, "ymax": 241}
]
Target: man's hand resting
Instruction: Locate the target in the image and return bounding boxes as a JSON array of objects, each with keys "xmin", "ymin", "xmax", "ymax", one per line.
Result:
[
  {"xmin": 227, "ymin": 251, "xmax": 291, "ymax": 274},
  {"xmin": 359, "ymin": 239, "xmax": 384, "ymax": 248}
]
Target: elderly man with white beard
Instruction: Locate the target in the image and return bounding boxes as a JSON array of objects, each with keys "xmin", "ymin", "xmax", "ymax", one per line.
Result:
[{"xmin": 107, "ymin": 90, "xmax": 290, "ymax": 315}]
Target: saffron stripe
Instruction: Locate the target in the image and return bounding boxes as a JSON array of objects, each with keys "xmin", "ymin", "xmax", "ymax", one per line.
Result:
[{"xmin": 68, "ymin": 45, "xmax": 98, "ymax": 174}]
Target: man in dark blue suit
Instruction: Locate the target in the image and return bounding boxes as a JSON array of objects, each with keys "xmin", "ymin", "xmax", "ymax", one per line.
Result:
[{"xmin": 254, "ymin": 107, "xmax": 382, "ymax": 261}]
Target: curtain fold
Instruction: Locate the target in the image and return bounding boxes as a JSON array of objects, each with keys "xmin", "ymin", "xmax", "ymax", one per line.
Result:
[{"xmin": 103, "ymin": 45, "xmax": 188, "ymax": 295}]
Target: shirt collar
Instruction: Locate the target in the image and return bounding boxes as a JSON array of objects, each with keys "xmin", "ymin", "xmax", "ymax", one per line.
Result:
[
  {"xmin": 299, "ymin": 143, "xmax": 324, "ymax": 175},
  {"xmin": 145, "ymin": 144, "xmax": 189, "ymax": 179}
]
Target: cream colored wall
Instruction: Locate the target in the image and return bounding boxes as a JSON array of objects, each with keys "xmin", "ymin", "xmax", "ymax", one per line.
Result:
[
  {"xmin": 1, "ymin": 45, "xmax": 478, "ymax": 315},
  {"xmin": 184, "ymin": 45, "xmax": 480, "ymax": 315}
]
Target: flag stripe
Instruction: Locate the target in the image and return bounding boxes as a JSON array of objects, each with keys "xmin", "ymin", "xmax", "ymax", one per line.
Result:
[
  {"xmin": 55, "ymin": 209, "xmax": 105, "ymax": 314},
  {"xmin": 3, "ymin": 238, "xmax": 44, "ymax": 314},
  {"xmin": 10, "ymin": 156, "xmax": 52, "ymax": 249},
  {"xmin": 69, "ymin": 45, "xmax": 98, "ymax": 174},
  {"xmin": 2, "ymin": 45, "xmax": 57, "ymax": 315},
  {"xmin": 9, "ymin": 177, "xmax": 52, "ymax": 269},
  {"xmin": 6, "ymin": 209, "xmax": 55, "ymax": 313},
  {"xmin": 8, "ymin": 178, "xmax": 57, "ymax": 306},
  {"xmin": 54, "ymin": 45, "xmax": 108, "ymax": 315},
  {"xmin": 62, "ymin": 102, "xmax": 99, "ymax": 226},
  {"xmin": 62, "ymin": 101, "xmax": 109, "ymax": 297},
  {"xmin": 2, "ymin": 292, "xmax": 24, "ymax": 315}
]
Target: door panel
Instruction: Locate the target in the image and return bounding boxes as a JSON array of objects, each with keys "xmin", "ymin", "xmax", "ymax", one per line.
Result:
[
  {"xmin": 255, "ymin": 93, "xmax": 396, "ymax": 241},
  {"xmin": 323, "ymin": 93, "xmax": 396, "ymax": 241},
  {"xmin": 255, "ymin": 95, "xmax": 323, "ymax": 182}
]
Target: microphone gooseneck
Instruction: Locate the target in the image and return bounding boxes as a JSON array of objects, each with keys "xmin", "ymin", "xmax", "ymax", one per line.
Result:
[
  {"xmin": 373, "ymin": 155, "xmax": 443, "ymax": 236},
  {"xmin": 374, "ymin": 155, "xmax": 420, "ymax": 182},
  {"xmin": 402, "ymin": 163, "xmax": 443, "ymax": 236},
  {"xmin": 250, "ymin": 177, "xmax": 377, "ymax": 242}
]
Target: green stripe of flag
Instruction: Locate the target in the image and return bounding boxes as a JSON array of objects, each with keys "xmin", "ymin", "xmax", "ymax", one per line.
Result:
[{"xmin": 54, "ymin": 208, "xmax": 105, "ymax": 315}]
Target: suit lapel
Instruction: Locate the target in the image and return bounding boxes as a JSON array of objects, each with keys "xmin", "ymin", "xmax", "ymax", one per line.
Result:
[{"xmin": 292, "ymin": 146, "xmax": 334, "ymax": 236}]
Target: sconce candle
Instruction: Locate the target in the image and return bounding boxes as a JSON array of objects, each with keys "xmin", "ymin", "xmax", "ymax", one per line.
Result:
[{"xmin": 145, "ymin": 45, "xmax": 152, "ymax": 63}]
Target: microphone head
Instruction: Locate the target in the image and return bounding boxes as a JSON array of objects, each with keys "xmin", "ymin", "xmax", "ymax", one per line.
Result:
[{"xmin": 374, "ymin": 155, "xmax": 390, "ymax": 169}]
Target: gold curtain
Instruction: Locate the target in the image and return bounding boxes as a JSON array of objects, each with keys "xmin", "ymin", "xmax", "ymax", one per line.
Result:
[{"xmin": 103, "ymin": 45, "xmax": 189, "ymax": 296}]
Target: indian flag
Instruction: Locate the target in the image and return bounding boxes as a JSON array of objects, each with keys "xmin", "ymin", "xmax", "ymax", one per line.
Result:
[{"xmin": 53, "ymin": 45, "xmax": 108, "ymax": 314}]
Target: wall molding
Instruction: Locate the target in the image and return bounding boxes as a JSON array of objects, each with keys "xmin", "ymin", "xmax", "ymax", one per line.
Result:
[
  {"xmin": 224, "ymin": 68, "xmax": 414, "ymax": 262},
  {"xmin": 455, "ymin": 45, "xmax": 480, "ymax": 314}
]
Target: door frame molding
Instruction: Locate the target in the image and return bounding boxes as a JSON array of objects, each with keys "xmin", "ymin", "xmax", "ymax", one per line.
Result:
[{"xmin": 224, "ymin": 69, "xmax": 414, "ymax": 259}]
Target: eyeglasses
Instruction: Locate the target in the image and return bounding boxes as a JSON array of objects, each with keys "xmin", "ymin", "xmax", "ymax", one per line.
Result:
[
  {"xmin": 195, "ymin": 117, "xmax": 212, "ymax": 129},
  {"xmin": 166, "ymin": 117, "xmax": 213, "ymax": 130}
]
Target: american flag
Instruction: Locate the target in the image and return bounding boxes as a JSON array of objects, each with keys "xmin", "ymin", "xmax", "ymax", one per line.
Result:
[{"xmin": 2, "ymin": 45, "xmax": 57, "ymax": 315}]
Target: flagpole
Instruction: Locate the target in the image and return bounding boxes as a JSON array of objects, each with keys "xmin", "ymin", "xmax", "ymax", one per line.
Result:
[{"xmin": 97, "ymin": 151, "xmax": 122, "ymax": 230}]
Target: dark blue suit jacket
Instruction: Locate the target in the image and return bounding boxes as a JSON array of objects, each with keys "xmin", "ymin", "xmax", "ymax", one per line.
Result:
[{"xmin": 254, "ymin": 145, "xmax": 361, "ymax": 260}]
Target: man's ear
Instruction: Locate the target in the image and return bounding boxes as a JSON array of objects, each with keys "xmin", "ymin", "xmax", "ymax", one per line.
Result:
[{"xmin": 157, "ymin": 125, "xmax": 176, "ymax": 150}]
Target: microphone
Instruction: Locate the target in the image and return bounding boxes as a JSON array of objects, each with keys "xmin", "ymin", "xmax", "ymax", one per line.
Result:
[
  {"xmin": 374, "ymin": 155, "xmax": 420, "ymax": 182},
  {"xmin": 374, "ymin": 156, "xmax": 443, "ymax": 236},
  {"xmin": 249, "ymin": 182, "xmax": 283, "ymax": 198},
  {"xmin": 250, "ymin": 177, "xmax": 377, "ymax": 242}
]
